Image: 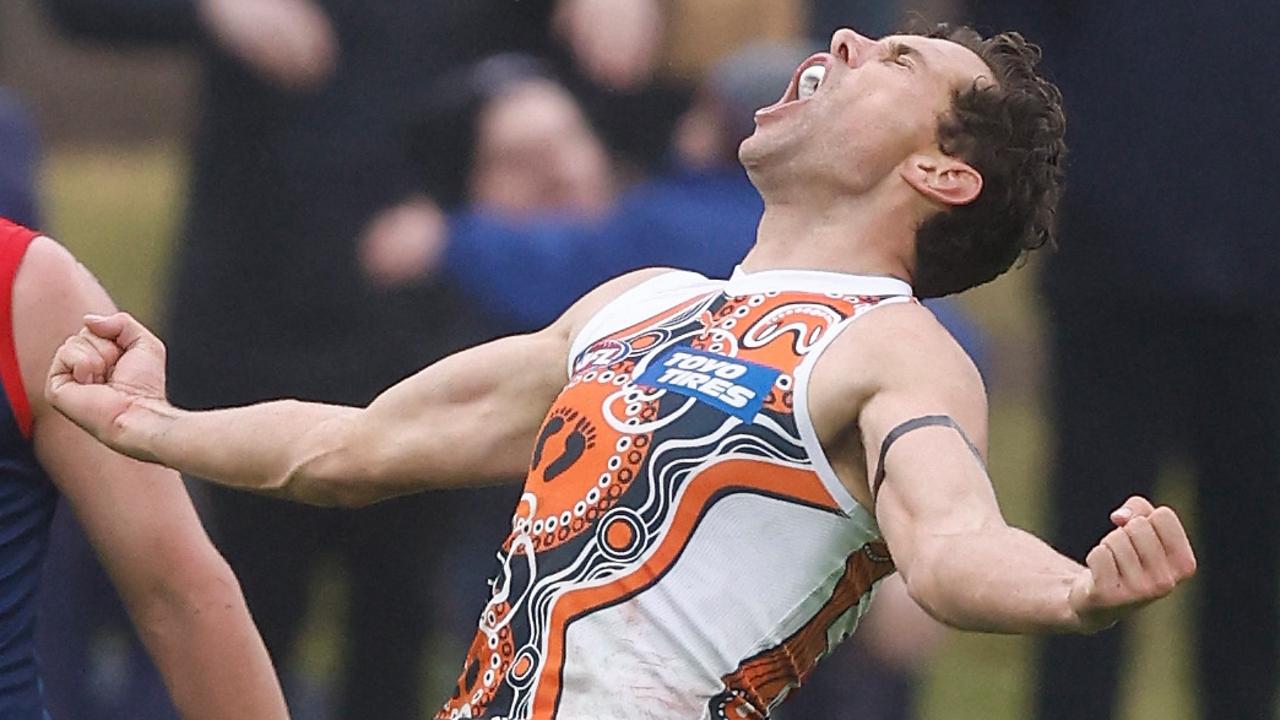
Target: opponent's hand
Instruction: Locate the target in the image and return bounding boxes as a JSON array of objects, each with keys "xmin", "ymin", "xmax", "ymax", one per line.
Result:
[
  {"xmin": 1068, "ymin": 496, "xmax": 1197, "ymax": 633},
  {"xmin": 45, "ymin": 313, "xmax": 169, "ymax": 459},
  {"xmin": 198, "ymin": 0, "xmax": 338, "ymax": 92}
]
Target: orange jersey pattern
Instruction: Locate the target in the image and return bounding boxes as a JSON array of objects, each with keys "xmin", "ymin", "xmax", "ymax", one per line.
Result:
[{"xmin": 440, "ymin": 268, "xmax": 912, "ymax": 720}]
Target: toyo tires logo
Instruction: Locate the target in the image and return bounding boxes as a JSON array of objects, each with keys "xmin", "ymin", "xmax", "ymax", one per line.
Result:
[{"xmin": 634, "ymin": 345, "xmax": 781, "ymax": 421}]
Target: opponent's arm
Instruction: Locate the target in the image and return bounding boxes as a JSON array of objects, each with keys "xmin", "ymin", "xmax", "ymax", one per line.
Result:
[
  {"xmin": 820, "ymin": 304, "xmax": 1196, "ymax": 634},
  {"xmin": 48, "ymin": 268, "xmax": 669, "ymax": 507},
  {"xmin": 17, "ymin": 238, "xmax": 287, "ymax": 719}
]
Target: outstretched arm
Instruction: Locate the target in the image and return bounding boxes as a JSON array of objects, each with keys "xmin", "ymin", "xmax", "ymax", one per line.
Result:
[
  {"xmin": 17, "ymin": 237, "xmax": 287, "ymax": 719},
  {"xmin": 817, "ymin": 303, "xmax": 1196, "ymax": 634},
  {"xmin": 48, "ymin": 268, "xmax": 668, "ymax": 507}
]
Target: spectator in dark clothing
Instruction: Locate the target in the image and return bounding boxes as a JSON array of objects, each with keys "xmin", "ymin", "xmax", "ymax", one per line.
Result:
[
  {"xmin": 970, "ymin": 3, "xmax": 1280, "ymax": 719},
  {"xmin": 42, "ymin": 0, "xmax": 664, "ymax": 717}
]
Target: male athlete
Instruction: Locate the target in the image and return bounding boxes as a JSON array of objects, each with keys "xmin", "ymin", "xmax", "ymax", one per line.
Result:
[
  {"xmin": 0, "ymin": 218, "xmax": 287, "ymax": 717},
  {"xmin": 46, "ymin": 25, "xmax": 1196, "ymax": 720}
]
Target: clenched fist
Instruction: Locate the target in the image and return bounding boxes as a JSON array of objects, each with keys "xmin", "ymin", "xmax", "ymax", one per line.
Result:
[
  {"xmin": 46, "ymin": 313, "xmax": 171, "ymax": 463},
  {"xmin": 1069, "ymin": 496, "xmax": 1197, "ymax": 633}
]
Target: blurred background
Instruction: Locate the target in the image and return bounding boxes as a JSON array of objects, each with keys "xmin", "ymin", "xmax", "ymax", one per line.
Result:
[{"xmin": 4, "ymin": 0, "xmax": 1271, "ymax": 717}]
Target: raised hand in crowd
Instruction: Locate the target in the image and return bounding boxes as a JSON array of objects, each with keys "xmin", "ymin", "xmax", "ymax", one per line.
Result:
[
  {"xmin": 553, "ymin": 0, "xmax": 663, "ymax": 90},
  {"xmin": 358, "ymin": 195, "xmax": 448, "ymax": 289},
  {"xmin": 198, "ymin": 0, "xmax": 337, "ymax": 90}
]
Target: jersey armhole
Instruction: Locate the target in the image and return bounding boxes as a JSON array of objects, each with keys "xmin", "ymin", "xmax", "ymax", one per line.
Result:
[
  {"xmin": 0, "ymin": 227, "xmax": 37, "ymax": 438},
  {"xmin": 792, "ymin": 295, "xmax": 915, "ymax": 516}
]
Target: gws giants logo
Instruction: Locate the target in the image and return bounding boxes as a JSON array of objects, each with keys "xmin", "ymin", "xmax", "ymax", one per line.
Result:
[
  {"xmin": 574, "ymin": 339, "xmax": 630, "ymax": 372},
  {"xmin": 634, "ymin": 345, "xmax": 781, "ymax": 422}
]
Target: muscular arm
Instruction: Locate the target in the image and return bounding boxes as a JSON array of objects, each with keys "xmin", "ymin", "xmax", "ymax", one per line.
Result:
[
  {"xmin": 125, "ymin": 330, "xmax": 570, "ymax": 507},
  {"xmin": 813, "ymin": 303, "xmax": 1195, "ymax": 635},
  {"xmin": 48, "ymin": 268, "xmax": 670, "ymax": 508},
  {"xmin": 17, "ymin": 238, "xmax": 287, "ymax": 719}
]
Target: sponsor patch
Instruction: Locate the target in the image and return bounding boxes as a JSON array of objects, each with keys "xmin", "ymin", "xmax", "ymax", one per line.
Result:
[{"xmin": 634, "ymin": 345, "xmax": 781, "ymax": 421}]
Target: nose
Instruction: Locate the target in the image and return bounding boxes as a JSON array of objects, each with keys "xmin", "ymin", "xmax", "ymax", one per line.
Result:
[{"xmin": 830, "ymin": 28, "xmax": 875, "ymax": 67}]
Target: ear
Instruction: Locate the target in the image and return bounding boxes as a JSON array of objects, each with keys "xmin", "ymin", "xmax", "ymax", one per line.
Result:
[{"xmin": 900, "ymin": 153, "xmax": 983, "ymax": 207}]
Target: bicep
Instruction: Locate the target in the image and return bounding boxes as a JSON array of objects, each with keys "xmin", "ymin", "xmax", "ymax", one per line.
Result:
[
  {"xmin": 294, "ymin": 268, "xmax": 670, "ymax": 503},
  {"xmin": 854, "ymin": 333, "xmax": 999, "ymax": 575},
  {"xmin": 868, "ymin": 415, "xmax": 999, "ymax": 575},
  {"xmin": 335, "ymin": 331, "xmax": 570, "ymax": 493}
]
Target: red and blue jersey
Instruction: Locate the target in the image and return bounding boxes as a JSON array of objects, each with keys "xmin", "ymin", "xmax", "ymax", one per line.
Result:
[{"xmin": 0, "ymin": 219, "xmax": 57, "ymax": 717}]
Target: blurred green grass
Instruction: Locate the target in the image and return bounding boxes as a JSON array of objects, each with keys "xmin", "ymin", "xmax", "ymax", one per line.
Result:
[
  {"xmin": 41, "ymin": 144, "xmax": 1198, "ymax": 720},
  {"xmin": 41, "ymin": 144, "xmax": 186, "ymax": 327}
]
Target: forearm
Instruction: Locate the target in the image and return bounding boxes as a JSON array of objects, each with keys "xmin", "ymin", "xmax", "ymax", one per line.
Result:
[
  {"xmin": 128, "ymin": 563, "xmax": 287, "ymax": 719},
  {"xmin": 905, "ymin": 524, "xmax": 1088, "ymax": 634},
  {"xmin": 118, "ymin": 396, "xmax": 361, "ymax": 504},
  {"xmin": 51, "ymin": 312, "xmax": 571, "ymax": 506}
]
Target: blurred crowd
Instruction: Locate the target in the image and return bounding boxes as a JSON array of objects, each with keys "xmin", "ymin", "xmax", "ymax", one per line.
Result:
[{"xmin": 0, "ymin": 0, "xmax": 1276, "ymax": 718}]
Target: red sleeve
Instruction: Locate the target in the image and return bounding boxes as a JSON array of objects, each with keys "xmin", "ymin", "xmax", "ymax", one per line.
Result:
[{"xmin": 0, "ymin": 219, "xmax": 41, "ymax": 438}]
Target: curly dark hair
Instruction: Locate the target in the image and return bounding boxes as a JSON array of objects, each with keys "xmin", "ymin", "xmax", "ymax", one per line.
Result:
[{"xmin": 910, "ymin": 25, "xmax": 1066, "ymax": 298}]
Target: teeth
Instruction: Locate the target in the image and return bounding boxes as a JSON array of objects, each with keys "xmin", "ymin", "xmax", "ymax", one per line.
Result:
[{"xmin": 798, "ymin": 64, "xmax": 826, "ymax": 99}]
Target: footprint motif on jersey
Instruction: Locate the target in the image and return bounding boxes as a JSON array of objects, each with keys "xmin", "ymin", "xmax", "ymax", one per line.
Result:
[
  {"xmin": 543, "ymin": 417, "xmax": 597, "ymax": 482},
  {"xmin": 531, "ymin": 410, "xmax": 574, "ymax": 472}
]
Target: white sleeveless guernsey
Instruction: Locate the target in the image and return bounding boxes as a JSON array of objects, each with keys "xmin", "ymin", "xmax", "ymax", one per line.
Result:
[{"xmin": 439, "ymin": 267, "xmax": 914, "ymax": 720}]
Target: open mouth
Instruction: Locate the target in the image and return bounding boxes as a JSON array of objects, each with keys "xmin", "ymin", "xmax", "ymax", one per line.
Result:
[
  {"xmin": 796, "ymin": 62, "xmax": 827, "ymax": 99},
  {"xmin": 756, "ymin": 53, "xmax": 833, "ymax": 120}
]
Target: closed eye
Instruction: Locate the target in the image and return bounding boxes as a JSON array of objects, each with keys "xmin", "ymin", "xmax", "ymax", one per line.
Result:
[{"xmin": 886, "ymin": 41, "xmax": 919, "ymax": 69}]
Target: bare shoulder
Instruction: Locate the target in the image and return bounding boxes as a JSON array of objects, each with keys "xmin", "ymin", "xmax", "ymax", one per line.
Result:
[
  {"xmin": 13, "ymin": 236, "xmax": 83, "ymax": 298},
  {"xmin": 811, "ymin": 300, "xmax": 987, "ymax": 439},
  {"xmin": 553, "ymin": 267, "xmax": 681, "ymax": 341},
  {"xmin": 12, "ymin": 235, "xmax": 108, "ymax": 316},
  {"xmin": 12, "ymin": 236, "xmax": 115, "ymax": 413},
  {"xmin": 803, "ymin": 300, "xmax": 989, "ymax": 508},
  {"xmin": 839, "ymin": 300, "xmax": 984, "ymax": 396}
]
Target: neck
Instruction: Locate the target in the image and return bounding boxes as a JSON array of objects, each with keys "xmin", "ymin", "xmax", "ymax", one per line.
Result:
[{"xmin": 741, "ymin": 189, "xmax": 917, "ymax": 282}]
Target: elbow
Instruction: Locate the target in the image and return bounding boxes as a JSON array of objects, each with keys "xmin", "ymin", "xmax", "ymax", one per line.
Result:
[
  {"xmin": 283, "ymin": 443, "xmax": 387, "ymax": 510},
  {"xmin": 896, "ymin": 546, "xmax": 952, "ymax": 628},
  {"xmin": 131, "ymin": 551, "xmax": 249, "ymax": 643},
  {"xmin": 277, "ymin": 409, "xmax": 382, "ymax": 509},
  {"xmin": 899, "ymin": 576, "xmax": 944, "ymax": 626},
  {"xmin": 281, "ymin": 458, "xmax": 380, "ymax": 509}
]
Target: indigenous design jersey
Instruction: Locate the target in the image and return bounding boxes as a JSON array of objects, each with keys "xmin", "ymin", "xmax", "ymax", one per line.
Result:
[
  {"xmin": 441, "ymin": 268, "xmax": 912, "ymax": 720},
  {"xmin": 0, "ymin": 219, "xmax": 57, "ymax": 718}
]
